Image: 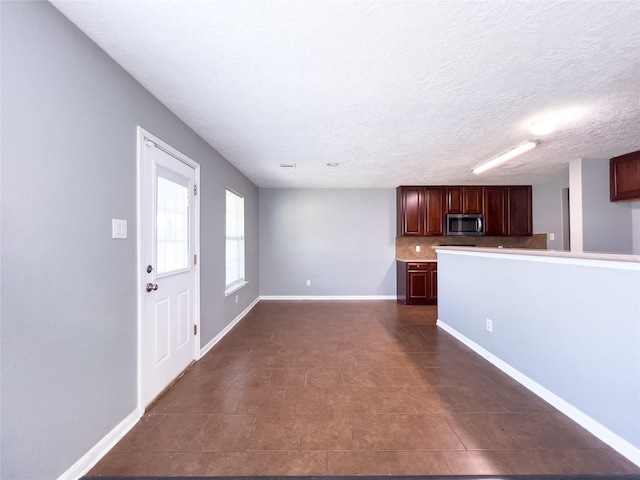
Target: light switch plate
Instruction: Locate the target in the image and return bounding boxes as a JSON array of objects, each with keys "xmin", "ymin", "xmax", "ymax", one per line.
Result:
[{"xmin": 112, "ymin": 219, "xmax": 127, "ymax": 239}]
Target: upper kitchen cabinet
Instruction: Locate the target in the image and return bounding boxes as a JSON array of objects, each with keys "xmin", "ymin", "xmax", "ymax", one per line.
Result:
[
  {"xmin": 397, "ymin": 186, "xmax": 445, "ymax": 236},
  {"xmin": 398, "ymin": 185, "xmax": 531, "ymax": 237},
  {"xmin": 446, "ymin": 186, "xmax": 484, "ymax": 214},
  {"xmin": 483, "ymin": 187, "xmax": 508, "ymax": 236},
  {"xmin": 508, "ymin": 185, "xmax": 533, "ymax": 236},
  {"xmin": 397, "ymin": 186, "xmax": 424, "ymax": 236},
  {"xmin": 610, "ymin": 150, "xmax": 640, "ymax": 202},
  {"xmin": 483, "ymin": 186, "xmax": 532, "ymax": 236},
  {"xmin": 424, "ymin": 187, "xmax": 445, "ymax": 235}
]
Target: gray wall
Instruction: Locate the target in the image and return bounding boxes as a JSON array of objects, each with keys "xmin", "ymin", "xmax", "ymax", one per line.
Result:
[
  {"xmin": 259, "ymin": 189, "xmax": 396, "ymax": 296},
  {"xmin": 1, "ymin": 3, "xmax": 258, "ymax": 479},
  {"xmin": 532, "ymin": 172, "xmax": 569, "ymax": 251},
  {"xmin": 438, "ymin": 250, "xmax": 640, "ymax": 450},
  {"xmin": 632, "ymin": 202, "xmax": 640, "ymax": 254},
  {"xmin": 570, "ymin": 158, "xmax": 633, "ymax": 253}
]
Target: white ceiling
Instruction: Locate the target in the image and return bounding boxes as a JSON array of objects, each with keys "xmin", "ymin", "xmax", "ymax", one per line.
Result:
[{"xmin": 50, "ymin": 0, "xmax": 640, "ymax": 188}]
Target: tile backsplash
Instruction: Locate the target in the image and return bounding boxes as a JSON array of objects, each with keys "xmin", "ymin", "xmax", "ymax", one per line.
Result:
[{"xmin": 396, "ymin": 234, "xmax": 548, "ymax": 260}]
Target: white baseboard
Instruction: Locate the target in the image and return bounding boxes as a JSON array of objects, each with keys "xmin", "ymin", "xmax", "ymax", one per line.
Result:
[
  {"xmin": 200, "ymin": 296, "xmax": 260, "ymax": 357},
  {"xmin": 58, "ymin": 408, "xmax": 140, "ymax": 480},
  {"xmin": 437, "ymin": 319, "xmax": 640, "ymax": 467},
  {"xmin": 61, "ymin": 299, "xmax": 261, "ymax": 480},
  {"xmin": 260, "ymin": 295, "xmax": 397, "ymax": 301}
]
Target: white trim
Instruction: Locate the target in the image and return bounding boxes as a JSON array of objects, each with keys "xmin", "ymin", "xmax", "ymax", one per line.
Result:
[
  {"xmin": 200, "ymin": 296, "xmax": 260, "ymax": 357},
  {"xmin": 57, "ymin": 409, "xmax": 140, "ymax": 480},
  {"xmin": 136, "ymin": 127, "xmax": 144, "ymax": 416},
  {"xmin": 436, "ymin": 319, "xmax": 640, "ymax": 467},
  {"xmin": 225, "ymin": 280, "xmax": 249, "ymax": 297},
  {"xmin": 260, "ymin": 295, "xmax": 397, "ymax": 301}
]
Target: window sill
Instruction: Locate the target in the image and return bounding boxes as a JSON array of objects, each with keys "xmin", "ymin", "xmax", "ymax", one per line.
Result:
[{"xmin": 225, "ymin": 280, "xmax": 249, "ymax": 297}]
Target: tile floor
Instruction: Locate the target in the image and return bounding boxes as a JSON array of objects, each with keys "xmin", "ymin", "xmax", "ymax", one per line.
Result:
[{"xmin": 87, "ymin": 301, "xmax": 640, "ymax": 477}]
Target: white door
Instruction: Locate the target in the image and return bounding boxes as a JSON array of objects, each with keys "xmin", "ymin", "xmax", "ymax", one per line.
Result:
[{"xmin": 139, "ymin": 129, "xmax": 199, "ymax": 407}]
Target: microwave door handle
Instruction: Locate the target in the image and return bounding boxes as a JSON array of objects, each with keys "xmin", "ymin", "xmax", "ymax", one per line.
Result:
[{"xmin": 477, "ymin": 218, "xmax": 482, "ymax": 233}]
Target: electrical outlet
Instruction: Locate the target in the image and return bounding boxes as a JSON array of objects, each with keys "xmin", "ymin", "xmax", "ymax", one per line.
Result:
[
  {"xmin": 235, "ymin": 295, "xmax": 239, "ymax": 304},
  {"xmin": 486, "ymin": 318, "xmax": 493, "ymax": 332},
  {"xmin": 306, "ymin": 280, "xmax": 311, "ymax": 286},
  {"xmin": 549, "ymin": 233, "xmax": 555, "ymax": 241},
  {"xmin": 415, "ymin": 245, "xmax": 421, "ymax": 252}
]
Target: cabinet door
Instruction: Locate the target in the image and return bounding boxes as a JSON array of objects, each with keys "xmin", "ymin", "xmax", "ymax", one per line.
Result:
[
  {"xmin": 446, "ymin": 187, "xmax": 463, "ymax": 214},
  {"xmin": 508, "ymin": 186, "xmax": 532, "ymax": 236},
  {"xmin": 408, "ymin": 271, "xmax": 429, "ymax": 302},
  {"xmin": 483, "ymin": 187, "xmax": 508, "ymax": 236},
  {"xmin": 610, "ymin": 150, "xmax": 640, "ymax": 201},
  {"xmin": 428, "ymin": 266, "xmax": 438, "ymax": 302},
  {"xmin": 424, "ymin": 187, "xmax": 445, "ymax": 236},
  {"xmin": 397, "ymin": 187, "xmax": 424, "ymax": 236},
  {"xmin": 463, "ymin": 187, "xmax": 484, "ymax": 214}
]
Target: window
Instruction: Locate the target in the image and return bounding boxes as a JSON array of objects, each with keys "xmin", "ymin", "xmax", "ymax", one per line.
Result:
[
  {"xmin": 225, "ymin": 189, "xmax": 245, "ymax": 293},
  {"xmin": 156, "ymin": 169, "xmax": 190, "ymax": 275}
]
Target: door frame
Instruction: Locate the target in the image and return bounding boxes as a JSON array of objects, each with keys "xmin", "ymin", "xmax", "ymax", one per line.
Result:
[{"xmin": 136, "ymin": 126, "xmax": 201, "ymax": 414}]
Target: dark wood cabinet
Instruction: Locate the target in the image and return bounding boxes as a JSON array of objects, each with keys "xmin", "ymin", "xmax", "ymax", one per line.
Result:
[
  {"xmin": 446, "ymin": 186, "xmax": 483, "ymax": 214},
  {"xmin": 445, "ymin": 187, "xmax": 463, "ymax": 214},
  {"xmin": 396, "ymin": 261, "xmax": 437, "ymax": 305},
  {"xmin": 397, "ymin": 187, "xmax": 444, "ymax": 236},
  {"xmin": 482, "ymin": 186, "xmax": 532, "ymax": 236},
  {"xmin": 508, "ymin": 186, "xmax": 533, "ymax": 236},
  {"xmin": 483, "ymin": 187, "xmax": 508, "ymax": 236},
  {"xmin": 397, "ymin": 186, "xmax": 424, "ymax": 236},
  {"xmin": 424, "ymin": 187, "xmax": 445, "ymax": 236},
  {"xmin": 463, "ymin": 187, "xmax": 484, "ymax": 214},
  {"xmin": 610, "ymin": 150, "xmax": 640, "ymax": 202},
  {"xmin": 398, "ymin": 184, "xmax": 531, "ymax": 237},
  {"xmin": 429, "ymin": 264, "xmax": 438, "ymax": 301},
  {"xmin": 408, "ymin": 271, "xmax": 429, "ymax": 302}
]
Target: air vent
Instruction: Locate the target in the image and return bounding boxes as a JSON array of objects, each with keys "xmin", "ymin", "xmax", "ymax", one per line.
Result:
[{"xmin": 280, "ymin": 163, "xmax": 296, "ymax": 169}]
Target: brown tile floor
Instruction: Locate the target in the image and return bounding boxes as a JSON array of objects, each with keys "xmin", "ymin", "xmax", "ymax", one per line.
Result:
[{"xmin": 88, "ymin": 301, "xmax": 640, "ymax": 477}]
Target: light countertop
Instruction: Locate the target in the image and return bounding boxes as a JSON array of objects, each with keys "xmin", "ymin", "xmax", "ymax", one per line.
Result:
[
  {"xmin": 433, "ymin": 246, "xmax": 640, "ymax": 264},
  {"xmin": 395, "ymin": 258, "xmax": 437, "ymax": 263}
]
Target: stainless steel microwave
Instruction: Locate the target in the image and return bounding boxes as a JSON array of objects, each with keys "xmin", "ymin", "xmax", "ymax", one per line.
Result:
[{"xmin": 446, "ymin": 214, "xmax": 485, "ymax": 236}]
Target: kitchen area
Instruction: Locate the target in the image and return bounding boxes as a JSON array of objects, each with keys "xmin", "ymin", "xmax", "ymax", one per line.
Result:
[
  {"xmin": 396, "ymin": 149, "xmax": 640, "ymax": 305},
  {"xmin": 395, "ymin": 184, "xmax": 547, "ymax": 304},
  {"xmin": 400, "ymin": 150, "xmax": 640, "ymax": 467}
]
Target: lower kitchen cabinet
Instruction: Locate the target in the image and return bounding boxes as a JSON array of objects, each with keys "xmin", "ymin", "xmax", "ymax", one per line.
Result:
[{"xmin": 396, "ymin": 261, "xmax": 437, "ymax": 305}]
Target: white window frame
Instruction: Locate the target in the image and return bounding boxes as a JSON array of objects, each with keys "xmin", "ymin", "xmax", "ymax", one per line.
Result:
[{"xmin": 225, "ymin": 188, "xmax": 248, "ymax": 295}]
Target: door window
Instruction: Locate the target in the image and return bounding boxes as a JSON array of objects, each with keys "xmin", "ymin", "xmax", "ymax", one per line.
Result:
[{"xmin": 156, "ymin": 167, "xmax": 190, "ymax": 275}]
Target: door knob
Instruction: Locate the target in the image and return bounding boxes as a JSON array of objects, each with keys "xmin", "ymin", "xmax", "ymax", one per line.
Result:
[
  {"xmin": 146, "ymin": 283, "xmax": 158, "ymax": 292},
  {"xmin": 146, "ymin": 265, "xmax": 154, "ymax": 273}
]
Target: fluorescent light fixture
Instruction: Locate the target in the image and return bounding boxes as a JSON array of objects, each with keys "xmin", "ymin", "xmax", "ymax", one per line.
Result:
[{"xmin": 473, "ymin": 140, "xmax": 540, "ymax": 174}]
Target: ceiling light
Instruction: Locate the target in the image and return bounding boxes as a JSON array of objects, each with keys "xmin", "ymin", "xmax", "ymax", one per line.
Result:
[
  {"xmin": 530, "ymin": 119, "xmax": 557, "ymax": 136},
  {"xmin": 326, "ymin": 162, "xmax": 339, "ymax": 167},
  {"xmin": 473, "ymin": 140, "xmax": 540, "ymax": 175}
]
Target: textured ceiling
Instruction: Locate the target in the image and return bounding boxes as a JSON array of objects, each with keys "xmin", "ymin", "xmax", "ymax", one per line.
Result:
[{"xmin": 50, "ymin": 0, "xmax": 640, "ymax": 188}]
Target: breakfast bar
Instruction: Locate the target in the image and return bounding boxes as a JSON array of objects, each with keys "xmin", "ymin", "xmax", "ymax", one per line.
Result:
[{"xmin": 435, "ymin": 246, "xmax": 640, "ymax": 465}]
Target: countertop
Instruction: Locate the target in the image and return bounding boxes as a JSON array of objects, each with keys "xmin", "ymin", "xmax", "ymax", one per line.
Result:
[
  {"xmin": 395, "ymin": 258, "xmax": 437, "ymax": 263},
  {"xmin": 433, "ymin": 246, "xmax": 640, "ymax": 264}
]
